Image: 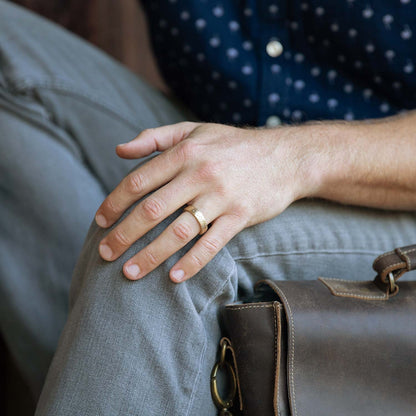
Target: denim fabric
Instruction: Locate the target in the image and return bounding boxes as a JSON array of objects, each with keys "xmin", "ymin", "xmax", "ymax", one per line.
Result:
[
  {"xmin": 36, "ymin": 199, "xmax": 416, "ymax": 416},
  {"xmin": 0, "ymin": 0, "xmax": 195, "ymax": 400},
  {"xmin": 1, "ymin": 2, "xmax": 416, "ymax": 415}
]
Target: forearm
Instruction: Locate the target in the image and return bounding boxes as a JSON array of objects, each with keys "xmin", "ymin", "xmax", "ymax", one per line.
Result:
[{"xmin": 279, "ymin": 111, "xmax": 416, "ymax": 210}]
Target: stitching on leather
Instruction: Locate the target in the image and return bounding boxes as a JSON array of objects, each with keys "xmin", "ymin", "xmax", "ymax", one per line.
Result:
[
  {"xmin": 273, "ymin": 303, "xmax": 280, "ymax": 416},
  {"xmin": 402, "ymin": 247, "xmax": 416, "ymax": 255},
  {"xmin": 321, "ymin": 277, "xmax": 370, "ymax": 283},
  {"xmin": 277, "ymin": 304, "xmax": 283, "ymax": 416},
  {"xmin": 397, "ymin": 248, "xmax": 411, "ymax": 270},
  {"xmin": 319, "ymin": 278, "xmax": 388, "ymax": 300},
  {"xmin": 373, "ymin": 248, "xmax": 416, "ymax": 275},
  {"xmin": 373, "ymin": 250, "xmax": 395, "ymax": 263},
  {"xmin": 327, "ymin": 291, "xmax": 386, "ymax": 300},
  {"xmin": 268, "ymin": 283, "xmax": 298, "ymax": 416},
  {"xmin": 225, "ymin": 302, "xmax": 275, "ymax": 411},
  {"xmin": 226, "ymin": 304, "xmax": 274, "ymax": 310},
  {"xmin": 273, "ymin": 304, "xmax": 277, "ymax": 416},
  {"xmin": 380, "ymin": 261, "xmax": 406, "ymax": 276}
]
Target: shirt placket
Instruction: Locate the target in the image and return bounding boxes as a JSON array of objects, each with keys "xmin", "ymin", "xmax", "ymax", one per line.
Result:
[{"xmin": 256, "ymin": 0, "xmax": 290, "ymax": 127}]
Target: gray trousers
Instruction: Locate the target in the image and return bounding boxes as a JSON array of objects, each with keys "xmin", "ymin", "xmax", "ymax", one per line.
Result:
[{"xmin": 1, "ymin": 2, "xmax": 416, "ymax": 415}]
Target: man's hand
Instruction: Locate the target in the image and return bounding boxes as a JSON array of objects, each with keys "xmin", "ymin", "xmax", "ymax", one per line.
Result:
[
  {"xmin": 94, "ymin": 111, "xmax": 416, "ymax": 283},
  {"xmin": 94, "ymin": 121, "xmax": 310, "ymax": 282}
]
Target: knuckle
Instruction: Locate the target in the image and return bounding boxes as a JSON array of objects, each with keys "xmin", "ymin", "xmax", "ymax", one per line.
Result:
[
  {"xmin": 143, "ymin": 247, "xmax": 159, "ymax": 267},
  {"xmin": 214, "ymin": 184, "xmax": 227, "ymax": 198},
  {"xmin": 172, "ymin": 222, "xmax": 193, "ymax": 242},
  {"xmin": 142, "ymin": 127, "xmax": 155, "ymax": 136},
  {"xmin": 183, "ymin": 121, "xmax": 202, "ymax": 132},
  {"xmin": 232, "ymin": 201, "xmax": 251, "ymax": 219},
  {"xmin": 195, "ymin": 161, "xmax": 220, "ymax": 182},
  {"xmin": 190, "ymin": 253, "xmax": 205, "ymax": 269},
  {"xmin": 125, "ymin": 173, "xmax": 145, "ymax": 195},
  {"xmin": 112, "ymin": 228, "xmax": 131, "ymax": 248},
  {"xmin": 141, "ymin": 197, "xmax": 165, "ymax": 222},
  {"xmin": 177, "ymin": 140, "xmax": 198, "ymax": 162},
  {"xmin": 103, "ymin": 197, "xmax": 121, "ymax": 216},
  {"xmin": 200, "ymin": 237, "xmax": 221, "ymax": 256}
]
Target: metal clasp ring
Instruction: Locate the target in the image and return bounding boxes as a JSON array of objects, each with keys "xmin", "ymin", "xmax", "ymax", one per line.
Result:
[
  {"xmin": 210, "ymin": 338, "xmax": 237, "ymax": 411},
  {"xmin": 388, "ymin": 272, "xmax": 397, "ymax": 294}
]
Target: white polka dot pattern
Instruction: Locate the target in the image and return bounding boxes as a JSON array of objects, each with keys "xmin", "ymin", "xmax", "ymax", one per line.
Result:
[{"xmin": 142, "ymin": 1, "xmax": 416, "ymax": 126}]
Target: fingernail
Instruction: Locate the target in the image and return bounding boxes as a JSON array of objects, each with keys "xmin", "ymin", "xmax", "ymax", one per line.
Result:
[
  {"xmin": 95, "ymin": 214, "xmax": 107, "ymax": 227},
  {"xmin": 125, "ymin": 264, "xmax": 141, "ymax": 279},
  {"xmin": 99, "ymin": 244, "xmax": 113, "ymax": 260},
  {"xmin": 171, "ymin": 269, "xmax": 185, "ymax": 282}
]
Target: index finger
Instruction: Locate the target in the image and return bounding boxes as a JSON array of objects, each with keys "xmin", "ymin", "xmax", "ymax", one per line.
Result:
[
  {"xmin": 95, "ymin": 149, "xmax": 181, "ymax": 228},
  {"xmin": 116, "ymin": 121, "xmax": 201, "ymax": 159}
]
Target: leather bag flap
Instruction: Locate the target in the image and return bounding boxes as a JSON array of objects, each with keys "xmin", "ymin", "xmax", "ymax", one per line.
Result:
[{"xmin": 256, "ymin": 278, "xmax": 416, "ymax": 416}]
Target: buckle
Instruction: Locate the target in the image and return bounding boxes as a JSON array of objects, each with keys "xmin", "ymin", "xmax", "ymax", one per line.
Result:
[
  {"xmin": 388, "ymin": 272, "xmax": 398, "ymax": 295},
  {"xmin": 210, "ymin": 338, "xmax": 236, "ymax": 414}
]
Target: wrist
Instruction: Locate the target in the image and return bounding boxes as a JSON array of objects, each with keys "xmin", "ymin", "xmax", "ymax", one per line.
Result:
[
  {"xmin": 261, "ymin": 121, "xmax": 350, "ymax": 203},
  {"xmin": 287, "ymin": 122, "xmax": 346, "ymax": 200}
]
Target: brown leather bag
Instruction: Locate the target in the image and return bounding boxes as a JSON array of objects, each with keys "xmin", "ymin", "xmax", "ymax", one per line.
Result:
[{"xmin": 211, "ymin": 245, "xmax": 416, "ymax": 415}]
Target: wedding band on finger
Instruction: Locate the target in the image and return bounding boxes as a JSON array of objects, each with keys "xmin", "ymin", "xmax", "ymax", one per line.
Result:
[{"xmin": 184, "ymin": 205, "xmax": 208, "ymax": 235}]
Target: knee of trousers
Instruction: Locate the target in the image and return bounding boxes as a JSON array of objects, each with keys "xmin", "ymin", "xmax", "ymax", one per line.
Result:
[
  {"xmin": 36, "ymin": 201, "xmax": 237, "ymax": 416},
  {"xmin": 68, "ymin": 196, "xmax": 239, "ymax": 322}
]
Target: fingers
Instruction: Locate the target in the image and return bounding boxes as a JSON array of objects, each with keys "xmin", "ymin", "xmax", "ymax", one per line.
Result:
[
  {"xmin": 121, "ymin": 199, "xmax": 224, "ymax": 280},
  {"xmin": 116, "ymin": 121, "xmax": 201, "ymax": 159},
  {"xmin": 95, "ymin": 150, "xmax": 182, "ymax": 228},
  {"xmin": 169, "ymin": 214, "xmax": 244, "ymax": 283},
  {"xmin": 96, "ymin": 121, "xmax": 246, "ymax": 282},
  {"xmin": 98, "ymin": 174, "xmax": 199, "ymax": 261}
]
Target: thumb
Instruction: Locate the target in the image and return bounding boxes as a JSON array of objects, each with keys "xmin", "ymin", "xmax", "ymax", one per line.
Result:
[{"xmin": 116, "ymin": 121, "xmax": 202, "ymax": 159}]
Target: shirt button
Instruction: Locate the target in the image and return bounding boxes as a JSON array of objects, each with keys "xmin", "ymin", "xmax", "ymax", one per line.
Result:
[
  {"xmin": 266, "ymin": 115, "xmax": 282, "ymax": 127},
  {"xmin": 266, "ymin": 40, "xmax": 283, "ymax": 57}
]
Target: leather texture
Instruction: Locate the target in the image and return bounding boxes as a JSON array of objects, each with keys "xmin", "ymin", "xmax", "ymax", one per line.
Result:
[
  {"xmin": 223, "ymin": 302, "xmax": 289, "ymax": 416},
  {"xmin": 219, "ymin": 246, "xmax": 416, "ymax": 416},
  {"xmin": 373, "ymin": 244, "xmax": 416, "ymax": 283}
]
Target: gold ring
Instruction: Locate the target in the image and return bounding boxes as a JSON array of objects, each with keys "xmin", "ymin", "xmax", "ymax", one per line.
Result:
[{"xmin": 184, "ymin": 205, "xmax": 208, "ymax": 235}]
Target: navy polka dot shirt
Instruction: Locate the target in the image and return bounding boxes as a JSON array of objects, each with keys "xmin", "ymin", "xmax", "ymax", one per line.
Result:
[{"xmin": 140, "ymin": 1, "xmax": 416, "ymax": 127}]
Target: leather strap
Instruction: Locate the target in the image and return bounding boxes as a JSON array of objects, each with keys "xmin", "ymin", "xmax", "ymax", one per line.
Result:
[{"xmin": 373, "ymin": 244, "xmax": 416, "ymax": 283}]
